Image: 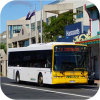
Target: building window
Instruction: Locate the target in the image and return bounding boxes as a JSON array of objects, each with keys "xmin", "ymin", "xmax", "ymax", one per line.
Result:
[
  {"xmin": 13, "ymin": 42, "xmax": 17, "ymax": 48},
  {"xmin": 31, "ymin": 23, "xmax": 35, "ymax": 30},
  {"xmin": 25, "ymin": 40, "xmax": 29, "ymax": 47},
  {"xmin": 76, "ymin": 7, "xmax": 83, "ymax": 19},
  {"xmin": 10, "ymin": 26, "xmax": 13, "ymax": 39},
  {"xmin": 19, "ymin": 41, "xmax": 25, "ymax": 47},
  {"xmin": 37, "ymin": 26, "xmax": 41, "ymax": 33},
  {"xmin": 13, "ymin": 25, "xmax": 22, "ymax": 33},
  {"xmin": 91, "ymin": 9, "xmax": 99, "ymax": 20},
  {"xmin": 26, "ymin": 24, "xmax": 29, "ymax": 29},
  {"xmin": 26, "ymin": 23, "xmax": 35, "ymax": 31}
]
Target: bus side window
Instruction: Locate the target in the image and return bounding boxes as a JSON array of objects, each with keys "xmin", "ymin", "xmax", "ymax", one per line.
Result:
[
  {"xmin": 34, "ymin": 63, "xmax": 38, "ymax": 67},
  {"xmin": 47, "ymin": 56, "xmax": 52, "ymax": 68},
  {"xmin": 30, "ymin": 62, "xmax": 34, "ymax": 67}
]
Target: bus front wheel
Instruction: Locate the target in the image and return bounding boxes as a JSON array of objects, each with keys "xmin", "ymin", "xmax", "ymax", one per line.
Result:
[{"xmin": 38, "ymin": 74, "xmax": 43, "ymax": 87}]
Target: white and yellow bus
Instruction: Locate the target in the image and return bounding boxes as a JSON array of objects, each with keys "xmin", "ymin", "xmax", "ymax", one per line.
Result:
[{"xmin": 7, "ymin": 42, "xmax": 89, "ymax": 86}]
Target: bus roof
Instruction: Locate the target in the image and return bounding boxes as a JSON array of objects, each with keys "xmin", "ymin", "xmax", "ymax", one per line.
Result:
[{"xmin": 8, "ymin": 42, "xmax": 77, "ymax": 52}]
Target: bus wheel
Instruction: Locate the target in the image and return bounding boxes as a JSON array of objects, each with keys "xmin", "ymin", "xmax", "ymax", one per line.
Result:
[
  {"xmin": 16, "ymin": 73, "xmax": 20, "ymax": 84},
  {"xmin": 38, "ymin": 74, "xmax": 43, "ymax": 86}
]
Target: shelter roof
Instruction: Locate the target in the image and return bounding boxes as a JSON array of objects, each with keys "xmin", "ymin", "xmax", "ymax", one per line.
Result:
[{"xmin": 76, "ymin": 32, "xmax": 100, "ymax": 45}]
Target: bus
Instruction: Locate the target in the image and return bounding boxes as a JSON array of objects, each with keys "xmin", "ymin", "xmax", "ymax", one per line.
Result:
[{"xmin": 7, "ymin": 42, "xmax": 89, "ymax": 86}]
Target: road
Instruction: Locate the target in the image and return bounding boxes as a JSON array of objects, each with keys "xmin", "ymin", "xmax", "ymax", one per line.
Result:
[{"xmin": 0, "ymin": 77, "xmax": 99, "ymax": 99}]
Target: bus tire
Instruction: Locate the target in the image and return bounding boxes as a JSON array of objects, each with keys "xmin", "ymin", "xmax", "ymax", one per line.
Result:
[
  {"xmin": 38, "ymin": 73, "xmax": 43, "ymax": 87},
  {"xmin": 16, "ymin": 72, "xmax": 20, "ymax": 84}
]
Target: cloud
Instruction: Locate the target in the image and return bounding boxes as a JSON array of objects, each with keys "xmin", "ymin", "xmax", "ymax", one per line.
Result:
[{"xmin": 10, "ymin": 0, "xmax": 33, "ymax": 7}]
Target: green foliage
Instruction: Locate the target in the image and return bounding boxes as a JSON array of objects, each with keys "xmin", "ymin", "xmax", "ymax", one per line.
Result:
[
  {"xmin": 42, "ymin": 12, "xmax": 76, "ymax": 42},
  {"xmin": 1, "ymin": 72, "xmax": 2, "ymax": 76},
  {"xmin": 0, "ymin": 43, "xmax": 7, "ymax": 54}
]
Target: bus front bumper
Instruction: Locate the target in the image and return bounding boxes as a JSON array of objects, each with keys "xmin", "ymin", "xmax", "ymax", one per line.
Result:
[{"xmin": 52, "ymin": 78, "xmax": 88, "ymax": 84}]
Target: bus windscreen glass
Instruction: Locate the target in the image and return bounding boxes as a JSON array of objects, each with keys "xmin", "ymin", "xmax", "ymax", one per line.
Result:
[{"xmin": 54, "ymin": 45, "xmax": 89, "ymax": 71}]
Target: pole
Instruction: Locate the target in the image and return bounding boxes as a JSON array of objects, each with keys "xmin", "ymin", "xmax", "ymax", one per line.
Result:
[
  {"xmin": 35, "ymin": 4, "xmax": 37, "ymax": 44},
  {"xmin": 41, "ymin": 0, "xmax": 42, "ymax": 43},
  {"xmin": 30, "ymin": 6, "xmax": 32, "ymax": 45}
]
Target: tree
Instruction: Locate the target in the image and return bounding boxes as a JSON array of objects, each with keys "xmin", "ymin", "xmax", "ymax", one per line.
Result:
[
  {"xmin": 42, "ymin": 12, "xmax": 76, "ymax": 42},
  {"xmin": 0, "ymin": 43, "xmax": 7, "ymax": 54}
]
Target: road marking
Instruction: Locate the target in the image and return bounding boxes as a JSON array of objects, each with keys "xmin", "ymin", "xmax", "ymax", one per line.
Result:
[
  {"xmin": 81, "ymin": 88, "xmax": 98, "ymax": 91},
  {"xmin": 2, "ymin": 83, "xmax": 91, "ymax": 98}
]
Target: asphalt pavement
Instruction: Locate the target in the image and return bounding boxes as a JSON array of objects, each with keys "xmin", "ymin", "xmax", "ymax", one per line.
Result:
[{"xmin": 0, "ymin": 77, "xmax": 99, "ymax": 99}]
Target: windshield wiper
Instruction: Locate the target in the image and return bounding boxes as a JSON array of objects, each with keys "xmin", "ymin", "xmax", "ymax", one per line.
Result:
[{"xmin": 60, "ymin": 71, "xmax": 65, "ymax": 76}]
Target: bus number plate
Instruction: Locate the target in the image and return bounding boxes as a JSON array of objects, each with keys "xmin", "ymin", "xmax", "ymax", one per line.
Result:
[{"xmin": 70, "ymin": 81, "xmax": 75, "ymax": 83}]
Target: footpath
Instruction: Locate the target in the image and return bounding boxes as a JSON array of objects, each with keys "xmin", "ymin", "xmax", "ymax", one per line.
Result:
[{"xmin": 94, "ymin": 80, "xmax": 100, "ymax": 86}]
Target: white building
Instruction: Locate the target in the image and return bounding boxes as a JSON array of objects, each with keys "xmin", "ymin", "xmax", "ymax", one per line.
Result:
[
  {"xmin": 0, "ymin": 31, "xmax": 9, "ymax": 76},
  {"xmin": 7, "ymin": 0, "xmax": 91, "ymax": 48}
]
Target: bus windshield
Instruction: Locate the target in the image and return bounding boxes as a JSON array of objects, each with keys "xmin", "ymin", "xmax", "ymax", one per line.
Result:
[{"xmin": 54, "ymin": 45, "xmax": 89, "ymax": 71}]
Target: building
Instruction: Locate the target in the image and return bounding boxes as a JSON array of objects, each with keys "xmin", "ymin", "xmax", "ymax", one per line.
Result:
[
  {"xmin": 0, "ymin": 31, "xmax": 8, "ymax": 76},
  {"xmin": 0, "ymin": 49, "xmax": 7, "ymax": 76},
  {"xmin": 6, "ymin": 0, "xmax": 90, "ymax": 49},
  {"xmin": 76, "ymin": 3, "xmax": 100, "ymax": 79},
  {"xmin": 5, "ymin": 0, "xmax": 91, "ymax": 76},
  {"xmin": 43, "ymin": 0, "xmax": 90, "ymax": 25},
  {"xmin": 0, "ymin": 31, "xmax": 9, "ymax": 43}
]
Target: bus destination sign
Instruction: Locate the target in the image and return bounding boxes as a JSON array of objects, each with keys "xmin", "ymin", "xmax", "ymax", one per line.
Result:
[{"xmin": 55, "ymin": 47, "xmax": 79, "ymax": 52}]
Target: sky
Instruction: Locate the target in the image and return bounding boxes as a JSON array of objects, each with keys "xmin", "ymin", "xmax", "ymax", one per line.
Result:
[{"xmin": 0, "ymin": 0, "xmax": 55, "ymax": 33}]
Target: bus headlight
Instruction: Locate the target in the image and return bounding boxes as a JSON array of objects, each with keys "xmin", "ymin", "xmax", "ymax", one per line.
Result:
[
  {"xmin": 54, "ymin": 76, "xmax": 57, "ymax": 78},
  {"xmin": 86, "ymin": 76, "xmax": 88, "ymax": 78}
]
